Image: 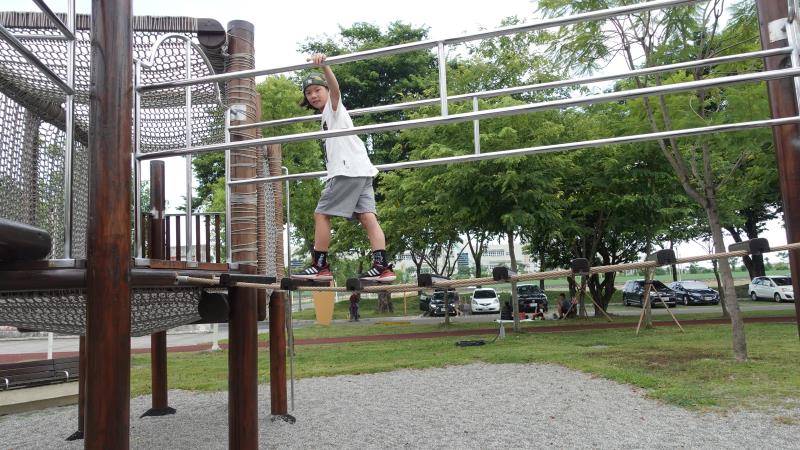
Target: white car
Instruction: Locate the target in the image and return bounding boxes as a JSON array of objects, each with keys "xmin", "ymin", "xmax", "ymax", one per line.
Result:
[
  {"xmin": 471, "ymin": 288, "xmax": 500, "ymax": 314},
  {"xmin": 748, "ymin": 276, "xmax": 795, "ymax": 302}
]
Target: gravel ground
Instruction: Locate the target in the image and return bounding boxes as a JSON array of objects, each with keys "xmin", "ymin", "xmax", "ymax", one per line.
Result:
[{"xmin": 2, "ymin": 363, "xmax": 799, "ymax": 449}]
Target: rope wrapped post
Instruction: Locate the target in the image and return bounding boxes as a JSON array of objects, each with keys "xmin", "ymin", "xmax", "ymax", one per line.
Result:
[{"xmin": 225, "ymin": 19, "xmax": 259, "ymax": 450}]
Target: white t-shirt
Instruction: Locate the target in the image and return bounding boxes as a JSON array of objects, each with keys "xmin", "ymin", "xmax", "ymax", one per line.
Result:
[{"xmin": 320, "ymin": 98, "xmax": 378, "ymax": 180}]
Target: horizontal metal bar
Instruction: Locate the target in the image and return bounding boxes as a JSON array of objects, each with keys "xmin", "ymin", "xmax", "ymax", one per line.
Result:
[
  {"xmin": 233, "ymin": 46, "xmax": 792, "ymax": 132},
  {"xmin": 12, "ymin": 33, "xmax": 70, "ymax": 41},
  {"xmin": 231, "ymin": 116, "xmax": 800, "ymax": 184},
  {"xmin": 139, "ymin": 66, "xmax": 800, "ymax": 161},
  {"xmin": 0, "ymin": 23, "xmax": 74, "ymax": 95},
  {"xmin": 31, "ymin": 0, "xmax": 76, "ymax": 40},
  {"xmin": 140, "ymin": 0, "xmax": 703, "ymax": 92}
]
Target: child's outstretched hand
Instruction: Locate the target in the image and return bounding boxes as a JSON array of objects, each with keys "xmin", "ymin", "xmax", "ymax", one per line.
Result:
[{"xmin": 307, "ymin": 53, "xmax": 327, "ymax": 66}]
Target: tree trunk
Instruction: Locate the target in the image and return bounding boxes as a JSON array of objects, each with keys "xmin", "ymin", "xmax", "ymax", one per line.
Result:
[
  {"xmin": 539, "ymin": 246, "xmax": 546, "ymax": 290},
  {"xmin": 670, "ymin": 241, "xmax": 678, "ymax": 282},
  {"xmin": 507, "ymin": 230, "xmax": 520, "ymax": 332},
  {"xmin": 707, "ymin": 202, "xmax": 747, "ymax": 361},
  {"xmin": 376, "ymin": 291, "xmax": 393, "ymax": 314},
  {"xmin": 712, "ymin": 259, "xmax": 729, "ymax": 318}
]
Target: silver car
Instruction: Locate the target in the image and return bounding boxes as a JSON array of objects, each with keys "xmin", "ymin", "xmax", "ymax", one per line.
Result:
[
  {"xmin": 748, "ymin": 276, "xmax": 794, "ymax": 302},
  {"xmin": 470, "ymin": 288, "xmax": 500, "ymax": 314}
]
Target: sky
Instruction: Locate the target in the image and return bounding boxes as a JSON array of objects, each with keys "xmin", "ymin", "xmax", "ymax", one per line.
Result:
[{"xmin": 4, "ymin": 0, "xmax": 791, "ymax": 261}]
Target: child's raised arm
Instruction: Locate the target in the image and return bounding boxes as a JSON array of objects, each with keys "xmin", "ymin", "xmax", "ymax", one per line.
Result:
[{"xmin": 308, "ymin": 53, "xmax": 341, "ymax": 111}]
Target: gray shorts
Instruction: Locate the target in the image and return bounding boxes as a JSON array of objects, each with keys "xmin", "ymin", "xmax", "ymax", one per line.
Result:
[{"xmin": 315, "ymin": 176, "xmax": 376, "ymax": 219}]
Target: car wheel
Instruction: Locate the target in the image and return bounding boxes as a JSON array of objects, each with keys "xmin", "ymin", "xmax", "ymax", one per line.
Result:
[
  {"xmin": 683, "ymin": 295, "xmax": 689, "ymax": 306},
  {"xmin": 750, "ymin": 292, "xmax": 758, "ymax": 302},
  {"xmin": 774, "ymin": 293, "xmax": 782, "ymax": 303}
]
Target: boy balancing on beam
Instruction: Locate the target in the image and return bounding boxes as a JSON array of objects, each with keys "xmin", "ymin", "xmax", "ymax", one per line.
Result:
[{"xmin": 293, "ymin": 53, "xmax": 395, "ymax": 283}]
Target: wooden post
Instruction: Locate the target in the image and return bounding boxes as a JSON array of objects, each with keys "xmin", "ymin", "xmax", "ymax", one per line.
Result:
[
  {"xmin": 226, "ymin": 19, "xmax": 259, "ymax": 449},
  {"xmin": 227, "ymin": 266, "xmax": 259, "ymax": 449},
  {"xmin": 85, "ymin": 0, "xmax": 133, "ymax": 447},
  {"xmin": 270, "ymin": 291, "xmax": 289, "ymax": 417},
  {"xmin": 66, "ymin": 336, "xmax": 86, "ymax": 441},
  {"xmin": 756, "ymin": 0, "xmax": 800, "ymax": 339},
  {"xmin": 143, "ymin": 161, "xmax": 175, "ymax": 417}
]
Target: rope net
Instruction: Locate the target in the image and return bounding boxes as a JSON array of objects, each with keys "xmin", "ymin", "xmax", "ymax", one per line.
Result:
[{"xmin": 0, "ymin": 12, "xmax": 227, "ymax": 258}]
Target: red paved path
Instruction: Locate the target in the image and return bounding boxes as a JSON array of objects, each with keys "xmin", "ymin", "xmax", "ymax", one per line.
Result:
[{"xmin": 0, "ymin": 316, "xmax": 794, "ymax": 363}]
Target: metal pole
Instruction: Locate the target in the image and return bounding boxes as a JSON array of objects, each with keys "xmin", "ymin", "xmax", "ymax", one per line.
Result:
[
  {"xmin": 225, "ymin": 109, "xmax": 232, "ymax": 263},
  {"xmin": 437, "ymin": 42, "xmax": 448, "ymax": 117},
  {"xmin": 230, "ymin": 116, "xmax": 800, "ymax": 184},
  {"xmin": 139, "ymin": 67, "xmax": 800, "ymax": 161},
  {"xmin": 472, "ymin": 96, "xmax": 480, "ymax": 154},
  {"xmin": 31, "ymin": 0, "xmax": 76, "ymax": 40},
  {"xmin": 139, "ymin": 0, "xmax": 703, "ymax": 92},
  {"xmin": 233, "ymin": 47, "xmax": 793, "ymax": 132},
  {"xmin": 211, "ymin": 323, "xmax": 221, "ymax": 351},
  {"xmin": 134, "ymin": 61, "xmax": 143, "ymax": 258},
  {"xmin": 184, "ymin": 40, "xmax": 194, "ymax": 262},
  {"xmin": 282, "ymin": 166, "xmax": 291, "ymax": 274},
  {"xmin": 47, "ymin": 332, "xmax": 53, "ymax": 359},
  {"xmin": 756, "ymin": 0, "xmax": 800, "ymax": 339},
  {"xmin": 62, "ymin": 0, "xmax": 75, "ymax": 258}
]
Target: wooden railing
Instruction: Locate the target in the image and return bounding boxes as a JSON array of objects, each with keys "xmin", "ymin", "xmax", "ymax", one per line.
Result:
[{"xmin": 141, "ymin": 212, "xmax": 224, "ymax": 263}]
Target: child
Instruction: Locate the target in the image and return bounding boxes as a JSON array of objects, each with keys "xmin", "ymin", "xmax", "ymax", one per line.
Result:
[{"xmin": 293, "ymin": 53, "xmax": 395, "ymax": 282}]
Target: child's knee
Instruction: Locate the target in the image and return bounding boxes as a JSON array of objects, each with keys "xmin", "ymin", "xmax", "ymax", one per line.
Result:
[{"xmin": 357, "ymin": 212, "xmax": 377, "ymax": 225}]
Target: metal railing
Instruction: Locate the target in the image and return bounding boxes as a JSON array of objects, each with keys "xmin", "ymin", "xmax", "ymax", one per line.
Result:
[{"xmin": 0, "ymin": 1, "xmax": 77, "ymax": 258}]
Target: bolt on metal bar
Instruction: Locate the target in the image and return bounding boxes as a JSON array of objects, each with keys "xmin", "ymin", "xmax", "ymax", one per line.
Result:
[
  {"xmin": 139, "ymin": 0, "xmax": 703, "ymax": 93},
  {"xmin": 231, "ymin": 116, "xmax": 800, "ymax": 184},
  {"xmin": 232, "ymin": 46, "xmax": 791, "ymax": 132},
  {"xmin": 138, "ymin": 67, "xmax": 800, "ymax": 162},
  {"xmin": 31, "ymin": 0, "xmax": 76, "ymax": 40},
  {"xmin": 0, "ymin": 23, "xmax": 74, "ymax": 95}
]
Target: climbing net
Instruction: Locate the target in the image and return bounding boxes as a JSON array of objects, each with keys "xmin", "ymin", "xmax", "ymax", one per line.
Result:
[{"xmin": 0, "ymin": 12, "xmax": 227, "ymax": 258}]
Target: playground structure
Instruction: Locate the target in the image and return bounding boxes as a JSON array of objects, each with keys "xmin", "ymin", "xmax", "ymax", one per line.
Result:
[{"xmin": 0, "ymin": 0, "xmax": 799, "ymax": 448}]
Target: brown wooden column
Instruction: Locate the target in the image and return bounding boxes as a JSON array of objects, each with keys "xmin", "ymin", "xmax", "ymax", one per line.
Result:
[
  {"xmin": 269, "ymin": 291, "xmax": 288, "ymax": 416},
  {"xmin": 226, "ymin": 19, "xmax": 259, "ymax": 450},
  {"xmin": 756, "ymin": 0, "xmax": 800, "ymax": 339},
  {"xmin": 142, "ymin": 161, "xmax": 175, "ymax": 417},
  {"xmin": 66, "ymin": 336, "xmax": 86, "ymax": 441},
  {"xmin": 85, "ymin": 0, "xmax": 133, "ymax": 447}
]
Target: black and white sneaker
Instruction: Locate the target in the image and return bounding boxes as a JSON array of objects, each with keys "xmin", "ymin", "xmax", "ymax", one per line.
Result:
[
  {"xmin": 357, "ymin": 263, "xmax": 396, "ymax": 282},
  {"xmin": 292, "ymin": 264, "xmax": 333, "ymax": 280}
]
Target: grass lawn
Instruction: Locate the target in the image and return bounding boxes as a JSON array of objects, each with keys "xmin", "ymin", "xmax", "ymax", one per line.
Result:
[{"xmin": 130, "ymin": 319, "xmax": 800, "ymax": 412}]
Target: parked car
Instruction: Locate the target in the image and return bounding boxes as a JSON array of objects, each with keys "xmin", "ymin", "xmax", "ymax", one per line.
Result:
[
  {"xmin": 470, "ymin": 288, "xmax": 500, "ymax": 314},
  {"xmin": 517, "ymin": 285, "xmax": 549, "ymax": 313},
  {"xmin": 668, "ymin": 280, "xmax": 720, "ymax": 306},
  {"xmin": 428, "ymin": 289, "xmax": 459, "ymax": 317},
  {"xmin": 748, "ymin": 276, "xmax": 795, "ymax": 302},
  {"xmin": 419, "ymin": 291, "xmax": 431, "ymax": 311},
  {"xmin": 621, "ymin": 280, "xmax": 677, "ymax": 307}
]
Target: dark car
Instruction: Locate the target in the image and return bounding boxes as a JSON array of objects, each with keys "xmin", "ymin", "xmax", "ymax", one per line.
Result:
[
  {"xmin": 668, "ymin": 280, "xmax": 720, "ymax": 306},
  {"xmin": 621, "ymin": 280, "xmax": 676, "ymax": 307},
  {"xmin": 517, "ymin": 285, "xmax": 549, "ymax": 313},
  {"xmin": 428, "ymin": 289, "xmax": 459, "ymax": 317},
  {"xmin": 419, "ymin": 291, "xmax": 432, "ymax": 311}
]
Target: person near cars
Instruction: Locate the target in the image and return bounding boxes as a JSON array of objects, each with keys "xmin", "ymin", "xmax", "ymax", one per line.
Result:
[
  {"xmin": 557, "ymin": 293, "xmax": 577, "ymax": 319},
  {"xmin": 349, "ymin": 292, "xmax": 360, "ymax": 322}
]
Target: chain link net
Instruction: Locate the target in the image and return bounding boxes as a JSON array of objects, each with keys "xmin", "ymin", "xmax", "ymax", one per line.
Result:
[{"xmin": 0, "ymin": 287, "xmax": 203, "ymax": 336}]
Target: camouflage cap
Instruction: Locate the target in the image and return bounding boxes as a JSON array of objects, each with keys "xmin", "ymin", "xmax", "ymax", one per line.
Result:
[{"xmin": 300, "ymin": 72, "xmax": 328, "ymax": 108}]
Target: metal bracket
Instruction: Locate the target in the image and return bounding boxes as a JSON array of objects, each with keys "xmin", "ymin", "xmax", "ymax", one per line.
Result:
[{"xmin": 769, "ymin": 18, "xmax": 789, "ymax": 43}]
